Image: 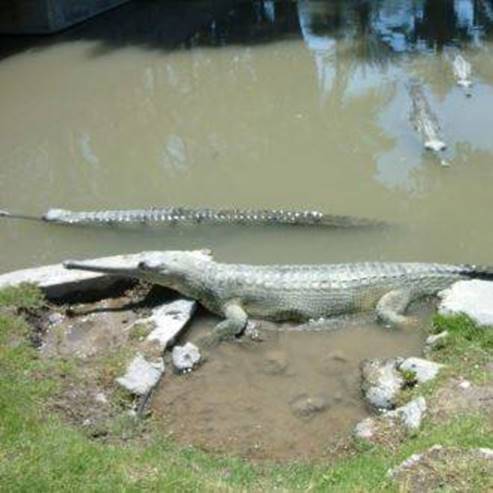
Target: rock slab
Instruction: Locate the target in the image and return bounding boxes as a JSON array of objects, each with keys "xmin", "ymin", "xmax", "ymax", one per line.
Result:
[
  {"xmin": 438, "ymin": 280, "xmax": 493, "ymax": 326},
  {"xmin": 0, "ymin": 253, "xmax": 150, "ymax": 298},
  {"xmin": 116, "ymin": 353, "xmax": 164, "ymax": 395},
  {"xmin": 399, "ymin": 357, "xmax": 444, "ymax": 384},
  {"xmin": 144, "ymin": 299, "xmax": 197, "ymax": 350}
]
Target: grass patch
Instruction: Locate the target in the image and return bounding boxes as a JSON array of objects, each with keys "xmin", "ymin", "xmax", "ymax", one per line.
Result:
[
  {"xmin": 128, "ymin": 322, "xmax": 153, "ymax": 341},
  {"xmin": 0, "ymin": 283, "xmax": 45, "ymax": 311},
  {"xmin": 429, "ymin": 314, "xmax": 493, "ymax": 383},
  {"xmin": 0, "ymin": 288, "xmax": 492, "ymax": 492}
]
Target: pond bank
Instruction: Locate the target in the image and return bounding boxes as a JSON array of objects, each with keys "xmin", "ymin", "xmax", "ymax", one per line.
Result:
[{"xmin": 0, "ymin": 276, "xmax": 491, "ymax": 490}]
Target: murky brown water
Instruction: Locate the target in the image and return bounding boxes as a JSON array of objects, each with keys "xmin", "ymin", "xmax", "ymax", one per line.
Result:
[
  {"xmin": 1, "ymin": 0, "xmax": 492, "ymax": 459},
  {"xmin": 1, "ymin": 0, "xmax": 493, "ymax": 272},
  {"xmin": 154, "ymin": 305, "xmax": 429, "ymax": 460}
]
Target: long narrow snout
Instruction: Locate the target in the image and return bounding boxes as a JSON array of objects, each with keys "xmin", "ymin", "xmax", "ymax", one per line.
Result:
[
  {"xmin": 63, "ymin": 259, "xmax": 144, "ymax": 279},
  {"xmin": 0, "ymin": 209, "xmax": 44, "ymax": 222}
]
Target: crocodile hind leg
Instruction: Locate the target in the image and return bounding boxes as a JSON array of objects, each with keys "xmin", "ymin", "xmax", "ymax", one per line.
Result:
[
  {"xmin": 376, "ymin": 289, "xmax": 416, "ymax": 326},
  {"xmin": 198, "ymin": 302, "xmax": 248, "ymax": 348}
]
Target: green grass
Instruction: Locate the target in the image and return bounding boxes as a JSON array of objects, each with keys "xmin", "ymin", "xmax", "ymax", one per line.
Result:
[
  {"xmin": 0, "ymin": 287, "xmax": 491, "ymax": 492},
  {"xmin": 0, "ymin": 283, "xmax": 45, "ymax": 311},
  {"xmin": 431, "ymin": 314, "xmax": 493, "ymax": 382}
]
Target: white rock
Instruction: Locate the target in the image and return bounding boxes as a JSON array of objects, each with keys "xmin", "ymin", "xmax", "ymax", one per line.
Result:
[
  {"xmin": 0, "ymin": 252, "xmax": 151, "ymax": 299},
  {"xmin": 353, "ymin": 417, "xmax": 377, "ymax": 440},
  {"xmin": 438, "ymin": 280, "xmax": 493, "ymax": 326},
  {"xmin": 387, "ymin": 397, "xmax": 427, "ymax": 430},
  {"xmin": 116, "ymin": 353, "xmax": 164, "ymax": 395},
  {"xmin": 361, "ymin": 358, "xmax": 404, "ymax": 410},
  {"xmin": 142, "ymin": 299, "xmax": 197, "ymax": 350},
  {"xmin": 399, "ymin": 357, "xmax": 444, "ymax": 383},
  {"xmin": 425, "ymin": 331, "xmax": 448, "ymax": 347},
  {"xmin": 458, "ymin": 380, "xmax": 471, "ymax": 389},
  {"xmin": 477, "ymin": 448, "xmax": 493, "ymax": 459},
  {"xmin": 172, "ymin": 342, "xmax": 201, "ymax": 371}
]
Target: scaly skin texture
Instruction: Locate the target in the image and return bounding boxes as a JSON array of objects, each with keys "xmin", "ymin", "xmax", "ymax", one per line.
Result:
[
  {"xmin": 63, "ymin": 250, "xmax": 492, "ymax": 346},
  {"xmin": 38, "ymin": 207, "xmax": 384, "ymax": 228},
  {"xmin": 409, "ymin": 82, "xmax": 448, "ymax": 164}
]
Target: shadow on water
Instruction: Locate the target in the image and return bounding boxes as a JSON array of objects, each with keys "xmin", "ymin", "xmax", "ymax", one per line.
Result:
[{"xmin": 2, "ymin": 0, "xmax": 493, "ymax": 61}]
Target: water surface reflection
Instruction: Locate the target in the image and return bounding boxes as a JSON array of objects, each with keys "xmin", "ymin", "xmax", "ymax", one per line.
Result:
[{"xmin": 0, "ymin": 0, "xmax": 493, "ymax": 272}]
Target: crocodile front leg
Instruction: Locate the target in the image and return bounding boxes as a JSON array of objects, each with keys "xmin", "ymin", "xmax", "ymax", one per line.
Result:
[
  {"xmin": 376, "ymin": 289, "xmax": 416, "ymax": 326},
  {"xmin": 198, "ymin": 302, "xmax": 248, "ymax": 348}
]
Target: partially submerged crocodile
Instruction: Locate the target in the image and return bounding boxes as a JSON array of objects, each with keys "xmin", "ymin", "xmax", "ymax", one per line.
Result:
[
  {"xmin": 451, "ymin": 53, "xmax": 473, "ymax": 96},
  {"xmin": 409, "ymin": 82, "xmax": 449, "ymax": 166},
  {"xmin": 64, "ymin": 250, "xmax": 493, "ymax": 345},
  {"xmin": 0, "ymin": 207, "xmax": 385, "ymax": 229}
]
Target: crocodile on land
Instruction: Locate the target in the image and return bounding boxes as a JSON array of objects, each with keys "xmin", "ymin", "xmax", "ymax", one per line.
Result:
[
  {"xmin": 63, "ymin": 250, "xmax": 493, "ymax": 346},
  {"xmin": 408, "ymin": 82, "xmax": 449, "ymax": 166},
  {"xmin": 0, "ymin": 207, "xmax": 386, "ymax": 229}
]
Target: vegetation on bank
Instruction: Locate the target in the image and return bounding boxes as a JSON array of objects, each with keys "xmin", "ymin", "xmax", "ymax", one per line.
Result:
[{"xmin": 0, "ymin": 285, "xmax": 491, "ymax": 492}]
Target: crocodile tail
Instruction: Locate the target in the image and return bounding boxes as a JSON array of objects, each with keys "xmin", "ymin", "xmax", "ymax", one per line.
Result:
[
  {"xmin": 318, "ymin": 213, "xmax": 387, "ymax": 228},
  {"xmin": 462, "ymin": 265, "xmax": 493, "ymax": 281}
]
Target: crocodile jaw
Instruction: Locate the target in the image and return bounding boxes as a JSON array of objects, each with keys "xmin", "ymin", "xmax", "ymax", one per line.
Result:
[
  {"xmin": 63, "ymin": 258, "xmax": 149, "ymax": 280},
  {"xmin": 63, "ymin": 250, "xmax": 213, "ymax": 284}
]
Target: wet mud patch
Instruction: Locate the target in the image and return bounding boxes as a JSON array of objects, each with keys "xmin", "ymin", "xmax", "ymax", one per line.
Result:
[
  {"xmin": 152, "ymin": 308, "xmax": 429, "ymax": 461},
  {"xmin": 34, "ymin": 284, "xmax": 175, "ymax": 443}
]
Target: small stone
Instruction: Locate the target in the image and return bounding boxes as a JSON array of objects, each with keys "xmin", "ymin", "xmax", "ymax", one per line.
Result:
[
  {"xmin": 360, "ymin": 358, "xmax": 404, "ymax": 410},
  {"xmin": 245, "ymin": 321, "xmax": 262, "ymax": 341},
  {"xmin": 386, "ymin": 397, "xmax": 427, "ymax": 430},
  {"xmin": 94, "ymin": 392, "xmax": 108, "ymax": 404},
  {"xmin": 458, "ymin": 380, "xmax": 471, "ymax": 389},
  {"xmin": 399, "ymin": 357, "xmax": 443, "ymax": 384},
  {"xmin": 425, "ymin": 331, "xmax": 448, "ymax": 348},
  {"xmin": 438, "ymin": 280, "xmax": 493, "ymax": 326},
  {"xmin": 172, "ymin": 342, "xmax": 201, "ymax": 372},
  {"xmin": 326, "ymin": 350, "xmax": 348, "ymax": 363},
  {"xmin": 353, "ymin": 417, "xmax": 377, "ymax": 440},
  {"xmin": 116, "ymin": 353, "xmax": 164, "ymax": 395},
  {"xmin": 289, "ymin": 394, "xmax": 329, "ymax": 419},
  {"xmin": 47, "ymin": 312, "xmax": 64, "ymax": 326},
  {"xmin": 262, "ymin": 350, "xmax": 289, "ymax": 375}
]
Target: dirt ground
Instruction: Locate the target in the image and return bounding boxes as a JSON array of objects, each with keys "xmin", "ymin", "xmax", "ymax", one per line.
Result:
[{"xmin": 34, "ymin": 285, "xmax": 431, "ymax": 460}]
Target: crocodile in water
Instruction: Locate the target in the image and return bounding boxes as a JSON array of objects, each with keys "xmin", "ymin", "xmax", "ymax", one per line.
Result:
[
  {"xmin": 451, "ymin": 53, "xmax": 473, "ymax": 96},
  {"xmin": 409, "ymin": 82, "xmax": 449, "ymax": 166},
  {"xmin": 0, "ymin": 207, "xmax": 386, "ymax": 229}
]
